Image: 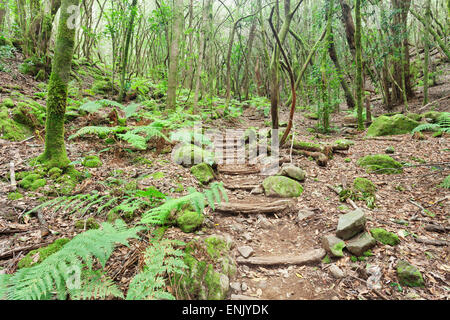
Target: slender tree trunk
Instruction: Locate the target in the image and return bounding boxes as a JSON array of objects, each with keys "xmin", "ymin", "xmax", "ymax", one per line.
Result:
[
  {"xmin": 119, "ymin": 0, "xmax": 138, "ymax": 102},
  {"xmin": 242, "ymin": 20, "xmax": 257, "ymax": 100},
  {"xmin": 39, "ymin": 0, "xmax": 80, "ymax": 169},
  {"xmin": 355, "ymin": 0, "xmax": 364, "ymax": 131},
  {"xmin": 167, "ymin": 0, "xmax": 183, "ymax": 109},
  {"xmin": 423, "ymin": 0, "xmax": 431, "ymax": 106}
]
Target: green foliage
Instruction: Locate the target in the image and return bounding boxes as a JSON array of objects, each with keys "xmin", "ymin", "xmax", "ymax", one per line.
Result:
[
  {"xmin": 439, "ymin": 175, "xmax": 450, "ymax": 189},
  {"xmin": 70, "ymin": 269, "xmax": 124, "ymax": 300},
  {"xmin": 126, "ymin": 239, "xmax": 186, "ymax": 300},
  {"xmin": 412, "ymin": 112, "xmax": 450, "ymax": 133},
  {"xmin": 1, "ymin": 220, "xmax": 141, "ymax": 300},
  {"xmin": 141, "ymin": 182, "xmax": 228, "ymax": 225}
]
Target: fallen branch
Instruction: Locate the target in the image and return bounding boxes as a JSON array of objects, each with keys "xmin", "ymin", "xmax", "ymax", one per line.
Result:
[
  {"xmin": 424, "ymin": 223, "xmax": 450, "ymax": 233},
  {"xmin": 414, "ymin": 237, "xmax": 449, "ymax": 246},
  {"xmin": 0, "ymin": 242, "xmax": 52, "ymax": 260},
  {"xmin": 216, "ymin": 200, "xmax": 291, "ymax": 214},
  {"xmin": 417, "ymin": 95, "xmax": 450, "ymax": 112}
]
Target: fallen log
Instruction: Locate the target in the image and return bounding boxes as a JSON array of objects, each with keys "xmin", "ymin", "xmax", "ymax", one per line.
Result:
[
  {"xmin": 424, "ymin": 223, "xmax": 450, "ymax": 233},
  {"xmin": 0, "ymin": 242, "xmax": 52, "ymax": 260},
  {"xmin": 216, "ymin": 200, "xmax": 291, "ymax": 214},
  {"xmin": 236, "ymin": 249, "xmax": 326, "ymax": 266},
  {"xmin": 414, "ymin": 237, "xmax": 449, "ymax": 246},
  {"xmin": 291, "ymin": 149, "xmax": 328, "ymax": 166}
]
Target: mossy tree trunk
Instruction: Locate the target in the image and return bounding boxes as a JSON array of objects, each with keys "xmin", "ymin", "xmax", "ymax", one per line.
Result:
[
  {"xmin": 423, "ymin": 0, "xmax": 431, "ymax": 106},
  {"xmin": 355, "ymin": 0, "xmax": 364, "ymax": 131},
  {"xmin": 38, "ymin": 0, "xmax": 80, "ymax": 169}
]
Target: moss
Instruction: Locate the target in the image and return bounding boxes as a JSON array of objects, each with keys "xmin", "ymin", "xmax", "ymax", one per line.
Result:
[
  {"xmin": 82, "ymin": 155, "xmax": 102, "ymax": 168},
  {"xmin": 357, "ymin": 154, "xmax": 403, "ymax": 174},
  {"xmin": 0, "ymin": 107, "xmax": 32, "ymax": 141},
  {"xmin": 305, "ymin": 112, "xmax": 319, "ymax": 120},
  {"xmin": 353, "ymin": 177, "xmax": 376, "ymax": 195},
  {"xmin": 173, "ymin": 144, "xmax": 215, "ymax": 167},
  {"xmin": 262, "ymin": 176, "xmax": 304, "ymax": 198},
  {"xmin": 422, "ymin": 111, "xmax": 441, "ymax": 123},
  {"xmin": 366, "ymin": 114, "xmax": 419, "ymax": 137},
  {"xmin": 151, "ymin": 171, "xmax": 165, "ymax": 180},
  {"xmin": 330, "ymin": 242, "xmax": 346, "ymax": 257},
  {"xmin": 17, "ymin": 238, "xmax": 70, "ymax": 269},
  {"xmin": 334, "ymin": 139, "xmax": 354, "ymax": 149},
  {"xmin": 385, "ymin": 146, "xmax": 395, "ymax": 154},
  {"xmin": 8, "ymin": 192, "xmax": 23, "ymax": 200},
  {"xmin": 18, "ymin": 173, "xmax": 46, "ymax": 190},
  {"xmin": 370, "ymin": 228, "xmax": 400, "ymax": 246},
  {"xmin": 397, "ymin": 260, "xmax": 425, "ymax": 287},
  {"xmin": 176, "ymin": 210, "xmax": 204, "ymax": 233},
  {"xmin": 407, "ymin": 113, "xmax": 423, "ymax": 122},
  {"xmin": 48, "ymin": 167, "xmax": 63, "ymax": 179},
  {"xmin": 191, "ymin": 163, "xmax": 215, "ymax": 184},
  {"xmin": 91, "ymin": 79, "xmax": 112, "ymax": 95},
  {"xmin": 322, "ymin": 255, "xmax": 331, "ymax": 264},
  {"xmin": 124, "ymin": 180, "xmax": 138, "ymax": 191},
  {"xmin": 1, "ymin": 98, "xmax": 14, "ymax": 108},
  {"xmin": 75, "ymin": 217, "xmax": 100, "ymax": 230}
]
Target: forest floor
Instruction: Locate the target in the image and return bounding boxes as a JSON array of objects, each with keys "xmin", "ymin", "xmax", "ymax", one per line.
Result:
[{"xmin": 0, "ymin": 53, "xmax": 449, "ymax": 300}]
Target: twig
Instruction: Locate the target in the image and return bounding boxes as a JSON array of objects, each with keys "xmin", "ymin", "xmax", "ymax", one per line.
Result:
[
  {"xmin": 408, "ymin": 199, "xmax": 430, "ymax": 218},
  {"xmin": 347, "ymin": 274, "xmax": 389, "ymax": 300}
]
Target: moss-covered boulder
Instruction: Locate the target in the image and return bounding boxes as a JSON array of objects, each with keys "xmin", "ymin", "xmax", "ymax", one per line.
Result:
[
  {"xmin": 82, "ymin": 155, "xmax": 102, "ymax": 168},
  {"xmin": 370, "ymin": 228, "xmax": 400, "ymax": 246},
  {"xmin": 422, "ymin": 111, "xmax": 441, "ymax": 123},
  {"xmin": 18, "ymin": 172, "xmax": 47, "ymax": 191},
  {"xmin": 353, "ymin": 177, "xmax": 376, "ymax": 196},
  {"xmin": 17, "ymin": 238, "xmax": 70, "ymax": 269},
  {"xmin": 262, "ymin": 176, "xmax": 303, "ymax": 198},
  {"xmin": 0, "ymin": 107, "xmax": 32, "ymax": 141},
  {"xmin": 357, "ymin": 154, "xmax": 403, "ymax": 174},
  {"xmin": 397, "ymin": 260, "xmax": 425, "ymax": 287},
  {"xmin": 173, "ymin": 144, "xmax": 215, "ymax": 167},
  {"xmin": 407, "ymin": 113, "xmax": 423, "ymax": 122},
  {"xmin": 175, "ymin": 209, "xmax": 204, "ymax": 233},
  {"xmin": 191, "ymin": 163, "xmax": 215, "ymax": 184},
  {"xmin": 277, "ymin": 164, "xmax": 306, "ymax": 182},
  {"xmin": 75, "ymin": 217, "xmax": 100, "ymax": 230},
  {"xmin": 178, "ymin": 235, "xmax": 235, "ymax": 300},
  {"xmin": 366, "ymin": 114, "xmax": 419, "ymax": 137}
]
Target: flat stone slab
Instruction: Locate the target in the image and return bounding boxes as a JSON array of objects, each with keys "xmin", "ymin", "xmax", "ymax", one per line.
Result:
[
  {"xmin": 236, "ymin": 249, "xmax": 326, "ymax": 266},
  {"xmin": 336, "ymin": 208, "xmax": 366, "ymax": 240},
  {"xmin": 346, "ymin": 232, "xmax": 376, "ymax": 256}
]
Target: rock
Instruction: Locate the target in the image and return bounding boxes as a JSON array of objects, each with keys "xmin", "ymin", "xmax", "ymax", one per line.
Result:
[
  {"xmin": 366, "ymin": 114, "xmax": 419, "ymax": 137},
  {"xmin": 336, "ymin": 208, "xmax": 366, "ymax": 240},
  {"xmin": 256, "ymin": 216, "xmax": 272, "ymax": 229},
  {"xmin": 297, "ymin": 209, "xmax": 315, "ymax": 222},
  {"xmin": 346, "ymin": 232, "xmax": 376, "ymax": 256},
  {"xmin": 172, "ymin": 143, "xmax": 215, "ymax": 167},
  {"xmin": 366, "ymin": 265, "xmax": 382, "ymax": 289},
  {"xmin": 190, "ymin": 162, "xmax": 215, "ymax": 184},
  {"xmin": 397, "ymin": 260, "xmax": 425, "ymax": 287},
  {"xmin": 262, "ymin": 176, "xmax": 304, "ymax": 198},
  {"xmin": 422, "ymin": 111, "xmax": 442, "ymax": 123},
  {"xmin": 385, "ymin": 146, "xmax": 395, "ymax": 154},
  {"xmin": 242, "ymin": 232, "xmax": 252, "ymax": 241},
  {"xmin": 370, "ymin": 228, "xmax": 400, "ymax": 246},
  {"xmin": 230, "ymin": 282, "xmax": 242, "ymax": 292},
  {"xmin": 329, "ymin": 264, "xmax": 345, "ymax": 279},
  {"xmin": 357, "ymin": 154, "xmax": 403, "ymax": 174},
  {"xmin": 230, "ymin": 223, "xmax": 245, "ymax": 233},
  {"xmin": 322, "ymin": 235, "xmax": 346, "ymax": 257},
  {"xmin": 237, "ymin": 246, "xmax": 254, "ymax": 258},
  {"xmin": 241, "ymin": 282, "xmax": 248, "ymax": 291},
  {"xmin": 277, "ymin": 164, "xmax": 306, "ymax": 182}
]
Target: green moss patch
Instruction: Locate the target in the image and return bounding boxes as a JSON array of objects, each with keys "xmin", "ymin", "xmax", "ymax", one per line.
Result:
[
  {"xmin": 397, "ymin": 260, "xmax": 425, "ymax": 287},
  {"xmin": 191, "ymin": 163, "xmax": 215, "ymax": 184},
  {"xmin": 370, "ymin": 228, "xmax": 400, "ymax": 246},
  {"xmin": 8, "ymin": 192, "xmax": 23, "ymax": 200},
  {"xmin": 82, "ymin": 155, "xmax": 102, "ymax": 168},
  {"xmin": 357, "ymin": 154, "xmax": 403, "ymax": 174},
  {"xmin": 0, "ymin": 107, "xmax": 32, "ymax": 141},
  {"xmin": 262, "ymin": 176, "xmax": 304, "ymax": 198},
  {"xmin": 17, "ymin": 238, "xmax": 70, "ymax": 269},
  {"xmin": 175, "ymin": 210, "xmax": 204, "ymax": 233},
  {"xmin": 75, "ymin": 217, "xmax": 100, "ymax": 230},
  {"xmin": 366, "ymin": 114, "xmax": 419, "ymax": 137}
]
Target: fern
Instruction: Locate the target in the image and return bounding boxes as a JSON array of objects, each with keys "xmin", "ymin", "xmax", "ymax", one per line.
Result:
[
  {"xmin": 439, "ymin": 175, "xmax": 450, "ymax": 189},
  {"xmin": 1, "ymin": 220, "xmax": 141, "ymax": 300},
  {"xmin": 413, "ymin": 112, "xmax": 450, "ymax": 133},
  {"xmin": 68, "ymin": 126, "xmax": 125, "ymax": 140},
  {"xmin": 126, "ymin": 239, "xmax": 186, "ymax": 300},
  {"xmin": 140, "ymin": 182, "xmax": 228, "ymax": 225},
  {"xmin": 79, "ymin": 99, "xmax": 124, "ymax": 113},
  {"xmin": 69, "ymin": 269, "xmax": 124, "ymax": 300}
]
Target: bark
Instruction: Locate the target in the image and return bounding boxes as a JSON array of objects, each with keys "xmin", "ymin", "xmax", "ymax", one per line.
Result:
[
  {"xmin": 39, "ymin": 0, "xmax": 80, "ymax": 169},
  {"xmin": 423, "ymin": 0, "xmax": 431, "ymax": 106},
  {"xmin": 167, "ymin": 0, "xmax": 183, "ymax": 109},
  {"xmin": 338, "ymin": 0, "xmax": 356, "ymax": 58},
  {"xmin": 355, "ymin": 0, "xmax": 364, "ymax": 130}
]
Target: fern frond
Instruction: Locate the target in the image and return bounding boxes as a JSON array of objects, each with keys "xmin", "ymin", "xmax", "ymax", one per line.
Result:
[
  {"xmin": 116, "ymin": 132, "xmax": 147, "ymax": 150},
  {"xmin": 4, "ymin": 220, "xmax": 141, "ymax": 300},
  {"xmin": 412, "ymin": 123, "xmax": 440, "ymax": 133},
  {"xmin": 70, "ymin": 269, "xmax": 124, "ymax": 300}
]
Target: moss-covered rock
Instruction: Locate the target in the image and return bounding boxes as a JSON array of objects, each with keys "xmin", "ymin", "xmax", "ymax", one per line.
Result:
[
  {"xmin": 176, "ymin": 210, "xmax": 204, "ymax": 233},
  {"xmin": 17, "ymin": 238, "xmax": 70, "ymax": 269},
  {"xmin": 357, "ymin": 154, "xmax": 403, "ymax": 174},
  {"xmin": 178, "ymin": 235, "xmax": 235, "ymax": 300},
  {"xmin": 262, "ymin": 176, "xmax": 303, "ymax": 198},
  {"xmin": 48, "ymin": 167, "xmax": 63, "ymax": 179},
  {"xmin": 191, "ymin": 163, "xmax": 215, "ymax": 184},
  {"xmin": 397, "ymin": 260, "xmax": 425, "ymax": 287},
  {"xmin": 277, "ymin": 164, "xmax": 306, "ymax": 182},
  {"xmin": 366, "ymin": 114, "xmax": 419, "ymax": 137},
  {"xmin": 422, "ymin": 111, "xmax": 441, "ymax": 123},
  {"xmin": 18, "ymin": 172, "xmax": 47, "ymax": 191},
  {"xmin": 0, "ymin": 107, "xmax": 32, "ymax": 141},
  {"xmin": 82, "ymin": 155, "xmax": 102, "ymax": 168},
  {"xmin": 385, "ymin": 146, "xmax": 395, "ymax": 154},
  {"xmin": 370, "ymin": 228, "xmax": 400, "ymax": 246},
  {"xmin": 173, "ymin": 144, "xmax": 215, "ymax": 167},
  {"xmin": 353, "ymin": 177, "xmax": 376, "ymax": 196},
  {"xmin": 406, "ymin": 113, "xmax": 423, "ymax": 122},
  {"xmin": 75, "ymin": 217, "xmax": 100, "ymax": 230}
]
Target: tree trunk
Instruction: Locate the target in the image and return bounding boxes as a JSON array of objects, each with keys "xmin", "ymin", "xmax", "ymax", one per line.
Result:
[
  {"xmin": 423, "ymin": 0, "xmax": 431, "ymax": 106},
  {"xmin": 355, "ymin": 0, "xmax": 364, "ymax": 131},
  {"xmin": 167, "ymin": 0, "xmax": 183, "ymax": 109},
  {"xmin": 38, "ymin": 0, "xmax": 80, "ymax": 169}
]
